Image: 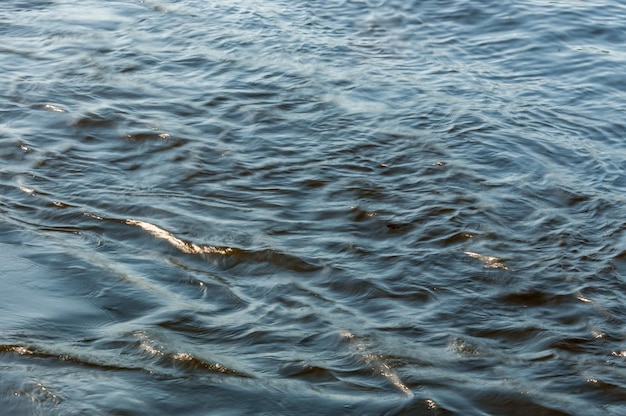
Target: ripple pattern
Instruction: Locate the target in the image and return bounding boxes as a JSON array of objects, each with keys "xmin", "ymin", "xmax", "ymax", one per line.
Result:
[{"xmin": 2, "ymin": 0, "xmax": 626, "ymax": 415}]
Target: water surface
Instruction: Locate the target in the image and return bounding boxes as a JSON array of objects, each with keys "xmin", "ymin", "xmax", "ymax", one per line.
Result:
[{"xmin": 2, "ymin": 0, "xmax": 626, "ymax": 414}]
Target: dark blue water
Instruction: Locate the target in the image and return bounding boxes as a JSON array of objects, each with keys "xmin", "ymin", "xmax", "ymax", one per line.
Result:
[{"xmin": 2, "ymin": 1, "xmax": 626, "ymax": 414}]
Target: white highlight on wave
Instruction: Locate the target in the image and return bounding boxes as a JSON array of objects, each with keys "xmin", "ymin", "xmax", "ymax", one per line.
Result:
[
  {"xmin": 44, "ymin": 104, "xmax": 65, "ymax": 113},
  {"xmin": 132, "ymin": 331, "xmax": 232, "ymax": 373},
  {"xmin": 126, "ymin": 219, "xmax": 234, "ymax": 255},
  {"xmin": 341, "ymin": 332, "xmax": 413, "ymax": 397},
  {"xmin": 464, "ymin": 251, "xmax": 509, "ymax": 270}
]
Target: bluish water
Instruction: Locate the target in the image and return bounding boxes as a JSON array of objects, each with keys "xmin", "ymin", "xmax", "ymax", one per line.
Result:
[{"xmin": 2, "ymin": 0, "xmax": 626, "ymax": 414}]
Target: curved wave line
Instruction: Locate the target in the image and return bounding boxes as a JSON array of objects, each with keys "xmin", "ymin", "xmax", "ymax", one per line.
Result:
[{"xmin": 125, "ymin": 219, "xmax": 234, "ymax": 255}]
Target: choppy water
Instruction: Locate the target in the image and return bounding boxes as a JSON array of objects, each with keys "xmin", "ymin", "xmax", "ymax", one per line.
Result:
[{"xmin": 2, "ymin": 0, "xmax": 626, "ymax": 414}]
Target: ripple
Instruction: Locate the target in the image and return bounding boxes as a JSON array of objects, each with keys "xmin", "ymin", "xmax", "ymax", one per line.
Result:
[{"xmin": 125, "ymin": 219, "xmax": 235, "ymax": 255}]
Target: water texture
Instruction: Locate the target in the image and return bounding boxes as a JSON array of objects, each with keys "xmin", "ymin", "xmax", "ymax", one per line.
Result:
[{"xmin": 1, "ymin": 0, "xmax": 626, "ymax": 414}]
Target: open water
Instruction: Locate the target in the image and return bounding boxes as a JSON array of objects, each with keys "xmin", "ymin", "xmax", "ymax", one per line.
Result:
[{"xmin": 2, "ymin": 0, "xmax": 626, "ymax": 414}]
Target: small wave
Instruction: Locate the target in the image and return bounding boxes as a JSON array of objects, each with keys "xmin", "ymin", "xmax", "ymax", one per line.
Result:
[
  {"xmin": 125, "ymin": 219, "xmax": 235, "ymax": 255},
  {"xmin": 464, "ymin": 251, "xmax": 509, "ymax": 270},
  {"xmin": 123, "ymin": 217, "xmax": 321, "ymax": 273},
  {"xmin": 131, "ymin": 331, "xmax": 245, "ymax": 376}
]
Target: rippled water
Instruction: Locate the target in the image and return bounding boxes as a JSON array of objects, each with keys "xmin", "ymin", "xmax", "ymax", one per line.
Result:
[{"xmin": 2, "ymin": 0, "xmax": 626, "ymax": 414}]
